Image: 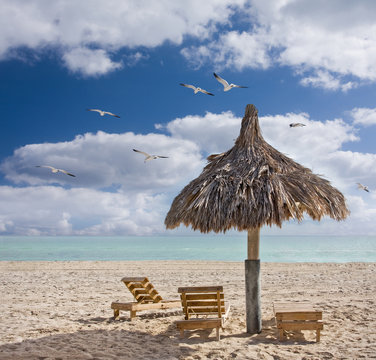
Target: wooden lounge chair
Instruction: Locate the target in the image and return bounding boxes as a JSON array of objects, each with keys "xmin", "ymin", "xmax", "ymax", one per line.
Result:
[
  {"xmin": 273, "ymin": 302, "xmax": 324, "ymax": 342},
  {"xmin": 111, "ymin": 277, "xmax": 181, "ymax": 320},
  {"xmin": 176, "ymin": 286, "xmax": 231, "ymax": 341}
]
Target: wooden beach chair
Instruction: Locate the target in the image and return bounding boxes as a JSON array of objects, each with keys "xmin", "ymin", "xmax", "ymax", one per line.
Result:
[
  {"xmin": 111, "ymin": 277, "xmax": 181, "ymax": 320},
  {"xmin": 273, "ymin": 302, "xmax": 323, "ymax": 342},
  {"xmin": 176, "ymin": 286, "xmax": 231, "ymax": 341}
]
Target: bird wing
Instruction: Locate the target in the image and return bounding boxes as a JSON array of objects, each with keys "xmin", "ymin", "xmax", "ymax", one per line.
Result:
[
  {"xmin": 133, "ymin": 149, "xmax": 150, "ymax": 157},
  {"xmin": 213, "ymin": 73, "xmax": 229, "ymax": 88},
  {"xmin": 59, "ymin": 169, "xmax": 76, "ymax": 177},
  {"xmin": 156, "ymin": 156, "xmax": 169, "ymax": 159},
  {"xmin": 200, "ymin": 89, "xmax": 214, "ymax": 96},
  {"xmin": 180, "ymin": 83, "xmax": 196, "ymax": 90},
  {"xmin": 87, "ymin": 109, "xmax": 101, "ymax": 113},
  {"xmin": 36, "ymin": 165, "xmax": 55, "ymax": 170},
  {"xmin": 104, "ymin": 111, "xmax": 120, "ymax": 118},
  {"xmin": 233, "ymin": 85, "xmax": 248, "ymax": 88}
]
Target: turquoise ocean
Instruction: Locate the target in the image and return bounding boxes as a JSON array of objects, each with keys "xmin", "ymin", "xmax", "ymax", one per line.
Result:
[{"xmin": 0, "ymin": 235, "xmax": 375, "ymax": 262}]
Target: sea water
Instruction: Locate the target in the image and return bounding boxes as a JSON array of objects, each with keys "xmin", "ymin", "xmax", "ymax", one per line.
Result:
[{"xmin": 0, "ymin": 235, "xmax": 375, "ymax": 262}]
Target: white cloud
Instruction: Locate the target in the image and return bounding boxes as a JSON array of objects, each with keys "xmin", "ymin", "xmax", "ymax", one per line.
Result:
[
  {"xmin": 256, "ymin": 112, "xmax": 376, "ymax": 194},
  {"xmin": 2, "ymin": 1, "xmax": 376, "ymax": 85},
  {"xmin": 181, "ymin": 0, "xmax": 376, "ymax": 90},
  {"xmin": 261, "ymin": 0, "xmax": 376, "ymax": 82},
  {"xmin": 0, "ymin": 0, "xmax": 247, "ymax": 75},
  {"xmin": 2, "ymin": 107, "xmax": 376, "ymax": 235},
  {"xmin": 0, "ymin": 126, "xmax": 204, "ymax": 236},
  {"xmin": 349, "ymin": 107, "xmax": 376, "ymax": 126},
  {"xmin": 62, "ymin": 47, "xmax": 122, "ymax": 76},
  {"xmin": 0, "ymin": 186, "xmax": 169, "ymax": 235},
  {"xmin": 0, "ymin": 130, "xmax": 203, "ymax": 191},
  {"xmin": 320, "ymin": 151, "xmax": 376, "ymax": 190},
  {"xmin": 259, "ymin": 112, "xmax": 359, "ymax": 167},
  {"xmin": 125, "ymin": 51, "xmax": 149, "ymax": 67},
  {"xmin": 182, "ymin": 30, "xmax": 271, "ymax": 70},
  {"xmin": 165, "ymin": 111, "xmax": 241, "ymax": 154},
  {"xmin": 300, "ymin": 70, "xmax": 357, "ymax": 92}
]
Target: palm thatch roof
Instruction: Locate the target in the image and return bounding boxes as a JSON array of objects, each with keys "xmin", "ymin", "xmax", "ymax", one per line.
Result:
[{"xmin": 165, "ymin": 104, "xmax": 349, "ymax": 233}]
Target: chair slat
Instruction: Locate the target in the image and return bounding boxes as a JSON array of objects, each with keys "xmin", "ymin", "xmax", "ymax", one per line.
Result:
[
  {"xmin": 184, "ymin": 294, "xmax": 224, "ymax": 300},
  {"xmin": 178, "ymin": 286, "xmax": 223, "ymax": 293},
  {"xmin": 187, "ymin": 307, "xmax": 226, "ymax": 314},
  {"xmin": 186, "ymin": 300, "xmax": 225, "ymax": 307},
  {"xmin": 122, "ymin": 276, "xmax": 163, "ymax": 303}
]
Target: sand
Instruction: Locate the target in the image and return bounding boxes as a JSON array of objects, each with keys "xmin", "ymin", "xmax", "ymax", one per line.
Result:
[{"xmin": 0, "ymin": 261, "xmax": 375, "ymax": 360}]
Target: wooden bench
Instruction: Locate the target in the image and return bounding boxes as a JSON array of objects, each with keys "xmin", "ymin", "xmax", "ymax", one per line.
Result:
[
  {"xmin": 273, "ymin": 302, "xmax": 323, "ymax": 342},
  {"xmin": 176, "ymin": 286, "xmax": 230, "ymax": 341},
  {"xmin": 111, "ymin": 277, "xmax": 181, "ymax": 320}
]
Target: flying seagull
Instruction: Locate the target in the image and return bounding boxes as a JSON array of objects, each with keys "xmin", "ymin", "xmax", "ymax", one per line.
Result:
[
  {"xmin": 87, "ymin": 109, "xmax": 120, "ymax": 118},
  {"xmin": 35, "ymin": 165, "xmax": 76, "ymax": 177},
  {"xmin": 133, "ymin": 149, "xmax": 169, "ymax": 162},
  {"xmin": 357, "ymin": 183, "xmax": 369, "ymax": 192},
  {"xmin": 289, "ymin": 123, "xmax": 306, "ymax": 128},
  {"xmin": 179, "ymin": 83, "xmax": 214, "ymax": 96},
  {"xmin": 213, "ymin": 73, "xmax": 248, "ymax": 91}
]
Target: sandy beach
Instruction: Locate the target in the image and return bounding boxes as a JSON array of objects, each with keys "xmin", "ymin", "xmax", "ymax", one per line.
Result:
[{"xmin": 0, "ymin": 261, "xmax": 375, "ymax": 359}]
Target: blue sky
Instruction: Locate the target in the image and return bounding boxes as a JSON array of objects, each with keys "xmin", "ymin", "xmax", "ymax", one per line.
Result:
[{"xmin": 1, "ymin": 0, "xmax": 376, "ymax": 236}]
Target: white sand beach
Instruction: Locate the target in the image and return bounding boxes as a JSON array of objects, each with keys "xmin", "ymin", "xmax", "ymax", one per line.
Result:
[{"xmin": 0, "ymin": 261, "xmax": 375, "ymax": 359}]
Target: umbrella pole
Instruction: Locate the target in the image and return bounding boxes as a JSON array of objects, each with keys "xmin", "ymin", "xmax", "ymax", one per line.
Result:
[{"xmin": 245, "ymin": 227, "xmax": 261, "ymax": 334}]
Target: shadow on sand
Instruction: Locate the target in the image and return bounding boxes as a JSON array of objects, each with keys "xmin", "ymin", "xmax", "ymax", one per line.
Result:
[
  {"xmin": 0, "ymin": 327, "xmax": 189, "ymax": 360},
  {"xmin": 0, "ymin": 316, "xmax": 316, "ymax": 359}
]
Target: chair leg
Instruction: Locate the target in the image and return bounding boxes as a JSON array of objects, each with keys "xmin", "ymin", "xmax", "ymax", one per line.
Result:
[
  {"xmin": 180, "ymin": 329, "xmax": 184, "ymax": 338},
  {"xmin": 113, "ymin": 309, "xmax": 119, "ymax": 319},
  {"xmin": 216, "ymin": 327, "xmax": 220, "ymax": 341},
  {"xmin": 316, "ymin": 329, "xmax": 321, "ymax": 342},
  {"xmin": 278, "ymin": 328, "xmax": 285, "ymax": 341},
  {"xmin": 130, "ymin": 310, "xmax": 137, "ymax": 320}
]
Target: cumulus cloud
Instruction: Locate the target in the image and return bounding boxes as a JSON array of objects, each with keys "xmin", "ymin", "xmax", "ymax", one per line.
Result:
[
  {"xmin": 2, "ymin": 1, "xmax": 376, "ymax": 86},
  {"xmin": 62, "ymin": 47, "xmax": 122, "ymax": 76},
  {"xmin": 0, "ymin": 127, "xmax": 205, "ymax": 235},
  {"xmin": 164, "ymin": 111, "xmax": 241, "ymax": 154},
  {"xmin": 2, "ymin": 107, "xmax": 376, "ymax": 235},
  {"xmin": 0, "ymin": 131, "xmax": 203, "ymax": 191},
  {"xmin": 300, "ymin": 70, "xmax": 357, "ymax": 92},
  {"xmin": 182, "ymin": 30, "xmax": 271, "ymax": 70},
  {"xmin": 349, "ymin": 107, "xmax": 376, "ymax": 126},
  {"xmin": 0, "ymin": 186, "xmax": 169, "ymax": 235},
  {"xmin": 0, "ymin": 0, "xmax": 247, "ymax": 75},
  {"xmin": 181, "ymin": 0, "xmax": 376, "ymax": 90},
  {"xmin": 255, "ymin": 112, "xmax": 376, "ymax": 195},
  {"xmin": 259, "ymin": 113, "xmax": 360, "ymax": 177}
]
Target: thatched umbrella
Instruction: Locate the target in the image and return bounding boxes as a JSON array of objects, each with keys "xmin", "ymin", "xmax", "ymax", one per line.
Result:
[{"xmin": 165, "ymin": 104, "xmax": 349, "ymax": 334}]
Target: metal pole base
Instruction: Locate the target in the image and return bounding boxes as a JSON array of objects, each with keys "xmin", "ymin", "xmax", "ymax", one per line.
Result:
[{"xmin": 245, "ymin": 259, "xmax": 261, "ymax": 334}]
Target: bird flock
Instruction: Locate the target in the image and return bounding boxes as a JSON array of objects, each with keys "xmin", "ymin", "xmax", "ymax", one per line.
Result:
[
  {"xmin": 33, "ymin": 72, "xmax": 371, "ymax": 194},
  {"xmin": 35, "ymin": 72, "xmax": 248, "ymax": 179}
]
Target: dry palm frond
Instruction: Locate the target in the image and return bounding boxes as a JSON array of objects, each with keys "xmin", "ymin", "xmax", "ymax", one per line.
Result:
[{"xmin": 165, "ymin": 104, "xmax": 349, "ymax": 233}]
